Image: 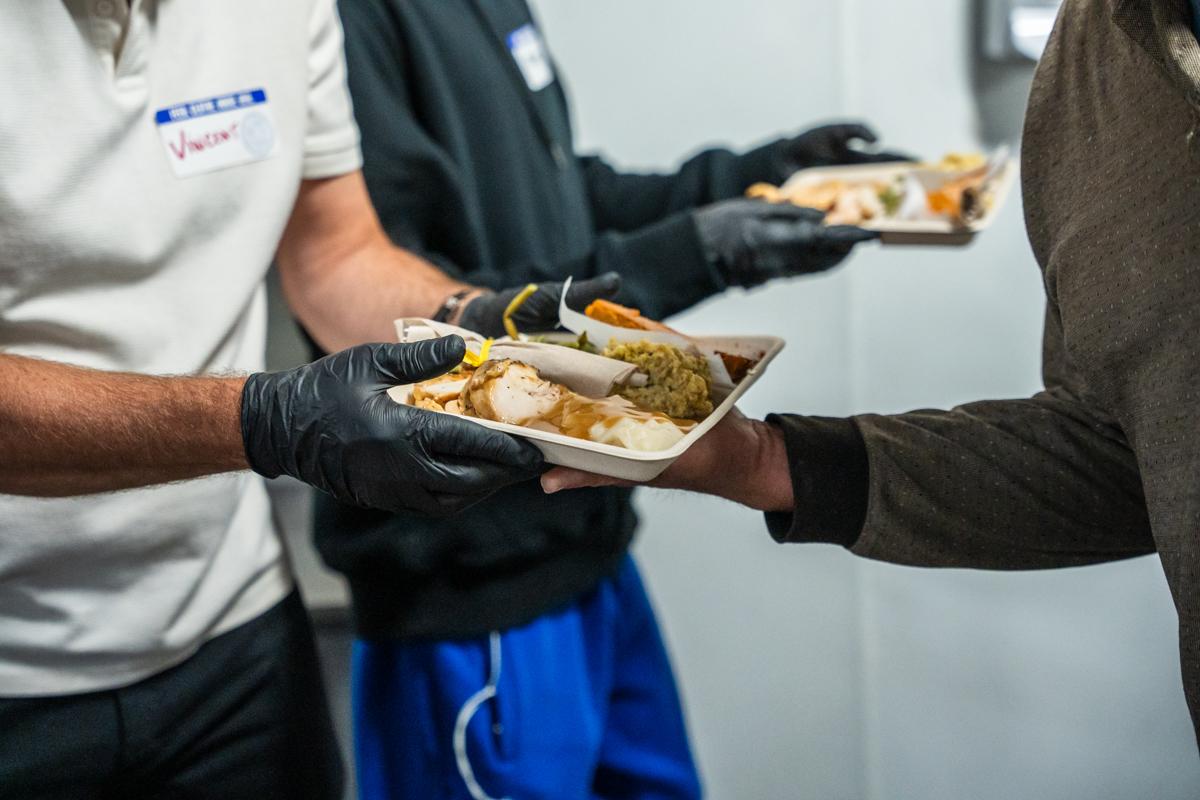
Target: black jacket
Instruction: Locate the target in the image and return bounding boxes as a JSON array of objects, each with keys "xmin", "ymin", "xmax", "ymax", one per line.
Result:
[{"xmin": 318, "ymin": 0, "xmax": 786, "ymax": 639}]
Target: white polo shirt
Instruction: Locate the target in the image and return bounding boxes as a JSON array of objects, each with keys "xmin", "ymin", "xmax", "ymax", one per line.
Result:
[{"xmin": 0, "ymin": 0, "xmax": 361, "ymax": 695}]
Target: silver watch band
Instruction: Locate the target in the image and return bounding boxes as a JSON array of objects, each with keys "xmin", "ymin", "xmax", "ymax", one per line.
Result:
[{"xmin": 433, "ymin": 289, "xmax": 474, "ymax": 323}]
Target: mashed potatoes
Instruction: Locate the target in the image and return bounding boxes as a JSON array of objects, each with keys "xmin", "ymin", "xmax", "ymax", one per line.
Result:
[
  {"xmin": 589, "ymin": 415, "xmax": 686, "ymax": 451},
  {"xmin": 602, "ymin": 341, "xmax": 713, "ymax": 421}
]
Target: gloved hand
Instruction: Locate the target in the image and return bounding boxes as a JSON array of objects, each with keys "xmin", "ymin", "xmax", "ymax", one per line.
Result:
[
  {"xmin": 694, "ymin": 199, "xmax": 878, "ymax": 288},
  {"xmin": 241, "ymin": 337, "xmax": 544, "ymax": 516},
  {"xmin": 456, "ymin": 272, "xmax": 622, "ymax": 338},
  {"xmin": 761, "ymin": 123, "xmax": 914, "ymax": 181}
]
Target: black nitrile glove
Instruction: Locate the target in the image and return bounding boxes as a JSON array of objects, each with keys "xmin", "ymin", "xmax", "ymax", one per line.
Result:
[
  {"xmin": 456, "ymin": 272, "xmax": 622, "ymax": 338},
  {"xmin": 694, "ymin": 199, "xmax": 879, "ymax": 288},
  {"xmin": 241, "ymin": 337, "xmax": 544, "ymax": 516},
  {"xmin": 758, "ymin": 123, "xmax": 915, "ymax": 182}
]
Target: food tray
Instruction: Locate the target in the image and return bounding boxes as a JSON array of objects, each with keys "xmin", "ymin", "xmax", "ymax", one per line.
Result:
[
  {"xmin": 779, "ymin": 159, "xmax": 1016, "ymax": 246},
  {"xmin": 389, "ymin": 334, "xmax": 785, "ymax": 482}
]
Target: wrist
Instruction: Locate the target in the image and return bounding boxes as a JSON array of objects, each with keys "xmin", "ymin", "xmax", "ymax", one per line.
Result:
[
  {"xmin": 762, "ymin": 414, "xmax": 869, "ymax": 547},
  {"xmin": 664, "ymin": 412, "xmax": 793, "ymax": 511},
  {"xmin": 601, "ymin": 212, "xmax": 726, "ymax": 320},
  {"xmin": 218, "ymin": 376, "xmax": 252, "ymax": 473},
  {"xmin": 726, "ymin": 419, "xmax": 794, "ymax": 512},
  {"xmin": 438, "ymin": 287, "xmax": 488, "ymax": 327},
  {"xmin": 238, "ymin": 371, "xmax": 284, "ymax": 479},
  {"xmin": 736, "ymin": 137, "xmax": 792, "ymax": 187},
  {"xmin": 144, "ymin": 373, "xmax": 250, "ymax": 477}
]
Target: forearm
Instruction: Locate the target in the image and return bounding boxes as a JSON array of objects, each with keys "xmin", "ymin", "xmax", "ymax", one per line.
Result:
[
  {"xmin": 773, "ymin": 394, "xmax": 1155, "ymax": 569},
  {"xmin": 276, "ymin": 173, "xmax": 475, "ymax": 353},
  {"xmin": 548, "ymin": 392, "xmax": 1155, "ymax": 571},
  {"xmin": 281, "ymin": 235, "xmax": 475, "ymax": 352},
  {"xmin": 584, "ymin": 126, "xmax": 906, "ymax": 234},
  {"xmin": 0, "ymin": 354, "xmax": 247, "ymax": 497},
  {"xmin": 679, "ymin": 415, "xmax": 794, "ymax": 512},
  {"xmin": 582, "ymin": 149, "xmax": 754, "ymax": 234},
  {"xmin": 566, "ymin": 213, "xmax": 725, "ymax": 321}
]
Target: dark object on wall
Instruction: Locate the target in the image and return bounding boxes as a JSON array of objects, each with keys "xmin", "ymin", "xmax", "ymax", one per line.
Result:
[
  {"xmin": 980, "ymin": 0, "xmax": 1062, "ymax": 62},
  {"xmin": 971, "ymin": 0, "xmax": 1056, "ymax": 147}
]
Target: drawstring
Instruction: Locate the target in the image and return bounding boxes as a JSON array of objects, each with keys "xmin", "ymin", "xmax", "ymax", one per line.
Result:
[{"xmin": 453, "ymin": 631, "xmax": 510, "ymax": 800}]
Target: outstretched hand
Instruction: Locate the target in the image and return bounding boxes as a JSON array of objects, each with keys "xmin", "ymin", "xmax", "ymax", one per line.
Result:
[
  {"xmin": 777, "ymin": 123, "xmax": 916, "ymax": 172},
  {"xmin": 694, "ymin": 199, "xmax": 878, "ymax": 288},
  {"xmin": 542, "ymin": 410, "xmax": 795, "ymax": 513}
]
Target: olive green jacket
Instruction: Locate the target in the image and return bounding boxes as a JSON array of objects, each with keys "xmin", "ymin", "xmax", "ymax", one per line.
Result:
[{"xmin": 773, "ymin": 0, "xmax": 1200, "ymax": 746}]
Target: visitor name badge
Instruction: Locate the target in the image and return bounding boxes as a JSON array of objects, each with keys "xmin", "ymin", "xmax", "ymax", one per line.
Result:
[
  {"xmin": 507, "ymin": 24, "xmax": 554, "ymax": 92},
  {"xmin": 154, "ymin": 88, "xmax": 278, "ymax": 178}
]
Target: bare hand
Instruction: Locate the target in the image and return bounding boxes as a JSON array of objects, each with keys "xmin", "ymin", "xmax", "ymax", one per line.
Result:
[{"xmin": 541, "ymin": 410, "xmax": 795, "ymax": 512}]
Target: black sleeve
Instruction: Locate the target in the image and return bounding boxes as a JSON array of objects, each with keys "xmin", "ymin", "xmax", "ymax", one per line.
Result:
[
  {"xmin": 578, "ymin": 141, "xmax": 782, "ymax": 234},
  {"xmin": 766, "ymin": 383, "xmax": 1155, "ymax": 570},
  {"xmin": 340, "ymin": 0, "xmax": 512, "ymax": 289},
  {"xmin": 552, "ymin": 212, "xmax": 728, "ymax": 322},
  {"xmin": 765, "ymin": 301, "xmax": 1156, "ymax": 569},
  {"xmin": 571, "ymin": 140, "xmax": 799, "ymax": 319},
  {"xmin": 342, "ymin": 0, "xmax": 731, "ymax": 321}
]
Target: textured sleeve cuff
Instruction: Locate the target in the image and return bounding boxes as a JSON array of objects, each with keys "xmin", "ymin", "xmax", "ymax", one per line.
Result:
[{"xmin": 763, "ymin": 414, "xmax": 869, "ymax": 548}]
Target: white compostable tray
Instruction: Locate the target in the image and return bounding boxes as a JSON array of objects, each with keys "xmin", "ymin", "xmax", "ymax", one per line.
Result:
[
  {"xmin": 779, "ymin": 158, "xmax": 1016, "ymax": 246},
  {"xmin": 389, "ymin": 334, "xmax": 785, "ymax": 482}
]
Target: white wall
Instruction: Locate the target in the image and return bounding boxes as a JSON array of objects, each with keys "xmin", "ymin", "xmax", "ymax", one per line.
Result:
[{"xmin": 530, "ymin": 1, "xmax": 1200, "ymax": 798}]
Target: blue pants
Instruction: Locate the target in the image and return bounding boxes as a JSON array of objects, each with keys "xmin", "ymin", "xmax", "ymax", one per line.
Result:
[{"xmin": 353, "ymin": 556, "xmax": 701, "ymax": 800}]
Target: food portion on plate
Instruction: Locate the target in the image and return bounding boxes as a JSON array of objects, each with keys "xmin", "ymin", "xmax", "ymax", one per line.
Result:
[
  {"xmin": 577, "ymin": 298, "xmax": 760, "ymax": 385},
  {"xmin": 528, "ymin": 306, "xmax": 717, "ymax": 420},
  {"xmin": 396, "ymin": 282, "xmax": 773, "ymax": 454},
  {"xmin": 601, "ymin": 340, "xmax": 712, "ymax": 421},
  {"xmin": 746, "ymin": 150, "xmax": 1010, "ymax": 229},
  {"xmin": 393, "ymin": 283, "xmax": 785, "ymax": 479},
  {"xmin": 406, "ymin": 310, "xmax": 718, "ymax": 452},
  {"xmin": 413, "ymin": 358, "xmax": 695, "ymax": 453}
]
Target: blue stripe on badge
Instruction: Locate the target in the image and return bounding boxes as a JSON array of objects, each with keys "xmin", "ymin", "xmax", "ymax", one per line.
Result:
[{"xmin": 154, "ymin": 89, "xmax": 268, "ymax": 126}]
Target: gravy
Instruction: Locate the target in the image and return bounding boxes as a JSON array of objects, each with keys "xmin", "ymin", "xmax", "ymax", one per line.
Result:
[{"xmin": 525, "ymin": 395, "xmax": 695, "ymax": 445}]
